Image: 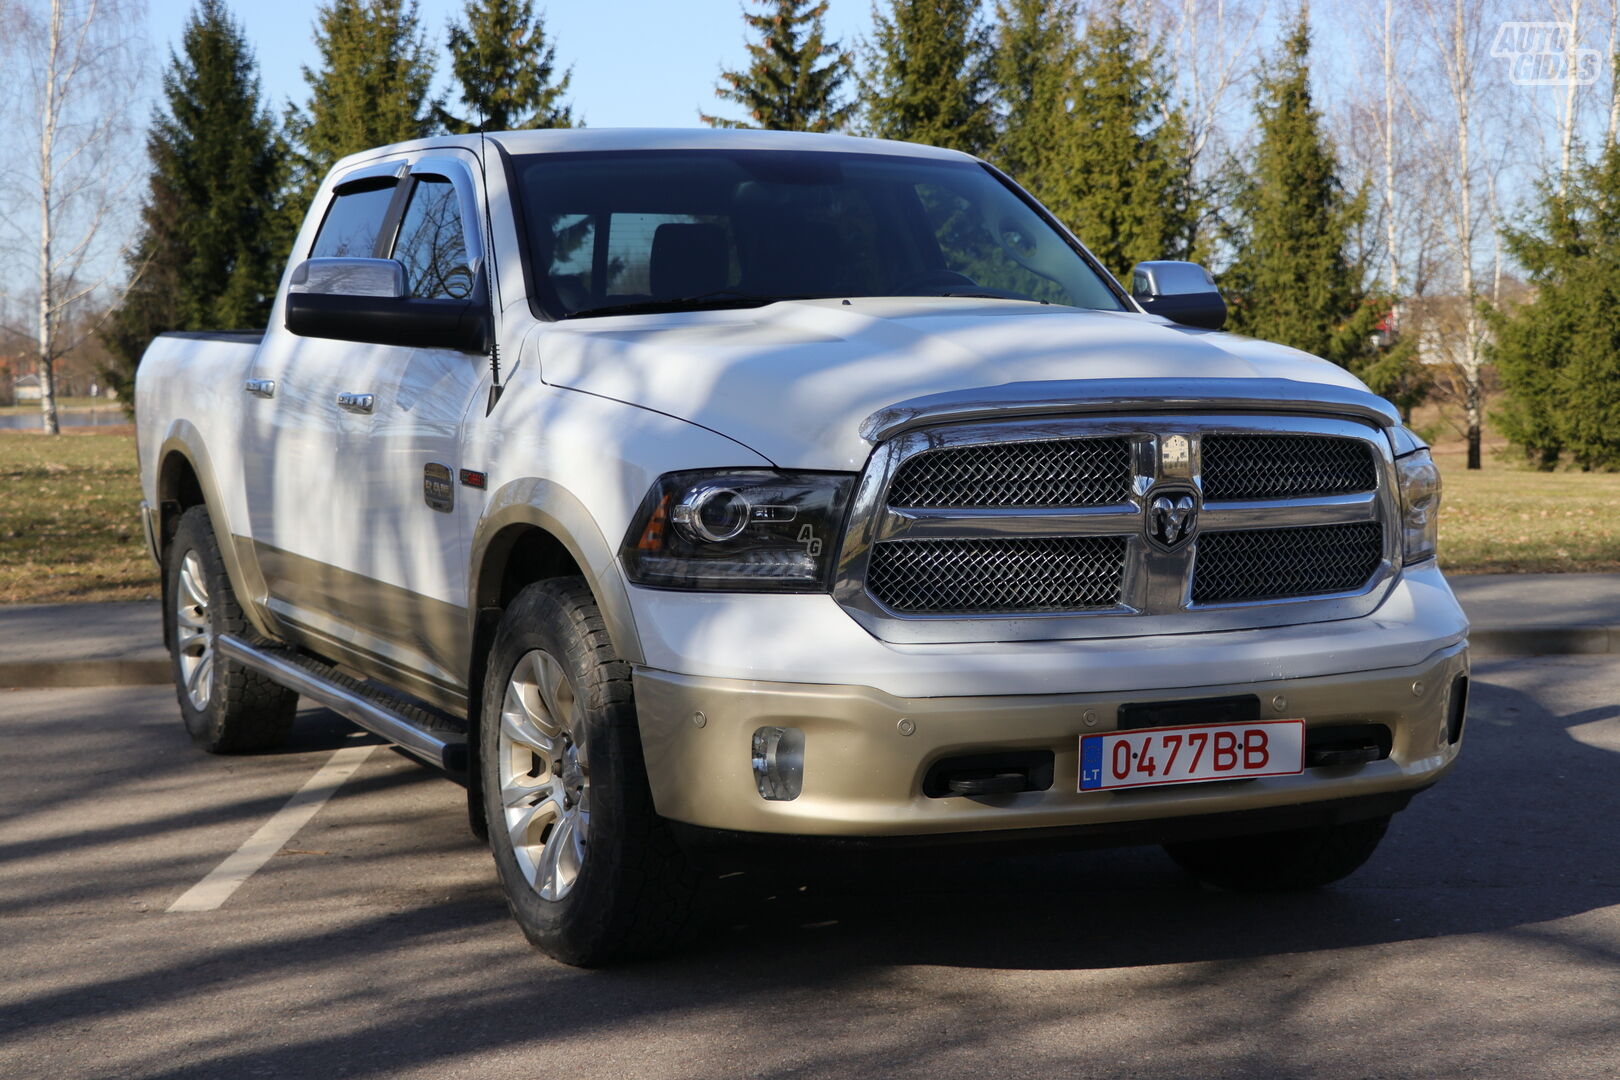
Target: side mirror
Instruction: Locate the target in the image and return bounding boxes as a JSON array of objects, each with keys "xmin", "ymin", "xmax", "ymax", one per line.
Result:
[
  {"xmin": 1129, "ymin": 260, "xmax": 1227, "ymax": 331},
  {"xmin": 284, "ymin": 257, "xmax": 490, "ymax": 354}
]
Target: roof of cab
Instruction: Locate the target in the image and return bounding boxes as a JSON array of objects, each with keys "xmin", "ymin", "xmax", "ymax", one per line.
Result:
[
  {"xmin": 329, "ymin": 126, "xmax": 978, "ymax": 175},
  {"xmin": 492, "ymin": 127, "xmax": 975, "ymax": 161}
]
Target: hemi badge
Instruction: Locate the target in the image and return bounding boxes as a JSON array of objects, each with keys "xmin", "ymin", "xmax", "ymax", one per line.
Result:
[
  {"xmin": 459, "ymin": 469, "xmax": 487, "ymax": 490},
  {"xmin": 1159, "ymin": 434, "xmax": 1192, "ymax": 479}
]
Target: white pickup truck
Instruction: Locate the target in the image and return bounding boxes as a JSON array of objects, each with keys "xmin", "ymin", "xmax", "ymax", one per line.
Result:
[{"xmin": 135, "ymin": 128, "xmax": 1467, "ymax": 965}]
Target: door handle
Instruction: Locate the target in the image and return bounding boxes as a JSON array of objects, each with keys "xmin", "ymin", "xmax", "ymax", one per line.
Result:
[
  {"xmin": 336, "ymin": 392, "xmax": 375, "ymax": 414},
  {"xmin": 244, "ymin": 378, "xmax": 276, "ymax": 399}
]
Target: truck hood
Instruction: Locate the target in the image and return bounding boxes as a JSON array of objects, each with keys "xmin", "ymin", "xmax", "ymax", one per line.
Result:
[{"xmin": 536, "ymin": 297, "xmax": 1388, "ymax": 470}]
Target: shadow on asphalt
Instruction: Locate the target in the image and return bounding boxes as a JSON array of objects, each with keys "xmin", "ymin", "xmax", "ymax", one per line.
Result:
[
  {"xmin": 6, "ymin": 664, "xmax": 1619, "ymax": 1079},
  {"xmin": 692, "ymin": 664, "xmax": 1620, "ymax": 972}
]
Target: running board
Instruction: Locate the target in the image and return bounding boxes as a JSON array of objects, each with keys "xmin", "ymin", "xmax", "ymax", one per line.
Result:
[{"xmin": 215, "ymin": 634, "xmax": 468, "ymax": 774}]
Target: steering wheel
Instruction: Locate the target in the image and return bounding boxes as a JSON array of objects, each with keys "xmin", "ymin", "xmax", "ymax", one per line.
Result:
[{"xmin": 890, "ymin": 269, "xmax": 977, "ymax": 295}]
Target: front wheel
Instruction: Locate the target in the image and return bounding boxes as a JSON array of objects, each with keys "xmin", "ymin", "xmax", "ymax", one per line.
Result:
[
  {"xmin": 1163, "ymin": 815, "xmax": 1391, "ymax": 892},
  {"xmin": 480, "ymin": 578, "xmax": 697, "ymax": 966}
]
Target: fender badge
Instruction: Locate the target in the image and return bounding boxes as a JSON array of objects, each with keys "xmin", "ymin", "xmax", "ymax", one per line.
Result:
[
  {"xmin": 423, "ymin": 463, "xmax": 454, "ymax": 513},
  {"xmin": 458, "ymin": 469, "xmax": 487, "ymax": 490}
]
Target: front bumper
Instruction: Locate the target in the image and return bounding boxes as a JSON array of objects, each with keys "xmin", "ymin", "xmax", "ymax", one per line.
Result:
[{"xmin": 634, "ymin": 641, "xmax": 1468, "ymax": 837}]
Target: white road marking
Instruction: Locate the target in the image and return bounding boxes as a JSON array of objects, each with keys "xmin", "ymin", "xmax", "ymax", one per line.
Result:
[{"xmin": 166, "ymin": 745, "xmax": 377, "ymax": 913}]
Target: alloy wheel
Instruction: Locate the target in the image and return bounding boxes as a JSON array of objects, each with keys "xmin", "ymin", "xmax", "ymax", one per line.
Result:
[
  {"xmin": 174, "ymin": 549, "xmax": 214, "ymax": 712},
  {"xmin": 497, "ymin": 649, "xmax": 589, "ymax": 901}
]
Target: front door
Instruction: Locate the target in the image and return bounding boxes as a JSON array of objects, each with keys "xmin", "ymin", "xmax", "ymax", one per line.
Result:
[
  {"xmin": 241, "ymin": 153, "xmax": 489, "ymax": 707},
  {"xmin": 335, "ymin": 158, "xmax": 489, "ymax": 704}
]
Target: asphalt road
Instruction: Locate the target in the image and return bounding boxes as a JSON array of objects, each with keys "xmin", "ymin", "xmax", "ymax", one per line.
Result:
[{"xmin": 3, "ymin": 656, "xmax": 1618, "ymax": 1080}]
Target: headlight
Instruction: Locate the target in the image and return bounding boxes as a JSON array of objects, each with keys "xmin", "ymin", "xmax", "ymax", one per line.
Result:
[
  {"xmin": 1395, "ymin": 448, "xmax": 1441, "ymax": 564},
  {"xmin": 621, "ymin": 469, "xmax": 856, "ymax": 591}
]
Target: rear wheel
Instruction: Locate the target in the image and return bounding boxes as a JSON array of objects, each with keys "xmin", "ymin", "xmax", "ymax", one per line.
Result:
[
  {"xmin": 480, "ymin": 577, "xmax": 697, "ymax": 966},
  {"xmin": 1163, "ymin": 815, "xmax": 1391, "ymax": 892},
  {"xmin": 165, "ymin": 506, "xmax": 297, "ymax": 753}
]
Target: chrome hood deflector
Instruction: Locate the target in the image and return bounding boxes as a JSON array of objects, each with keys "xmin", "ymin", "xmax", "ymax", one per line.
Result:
[{"xmin": 861, "ymin": 377, "xmax": 1400, "ymax": 444}]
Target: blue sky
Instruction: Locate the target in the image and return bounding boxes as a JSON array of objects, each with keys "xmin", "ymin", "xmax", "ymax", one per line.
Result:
[{"xmin": 143, "ymin": 0, "xmax": 874, "ymax": 128}]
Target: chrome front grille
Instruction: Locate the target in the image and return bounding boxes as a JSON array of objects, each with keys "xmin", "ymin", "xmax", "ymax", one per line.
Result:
[
  {"xmin": 1192, "ymin": 523, "xmax": 1384, "ymax": 604},
  {"xmin": 1202, "ymin": 434, "xmax": 1377, "ymax": 500},
  {"xmin": 834, "ymin": 414, "xmax": 1400, "ymax": 643},
  {"xmin": 868, "ymin": 536, "xmax": 1128, "ymax": 613},
  {"xmin": 887, "ymin": 437, "xmax": 1132, "ymax": 508}
]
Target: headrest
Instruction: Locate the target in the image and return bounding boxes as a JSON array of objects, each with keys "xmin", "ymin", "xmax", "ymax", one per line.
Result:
[{"xmin": 650, "ymin": 223, "xmax": 728, "ymax": 299}]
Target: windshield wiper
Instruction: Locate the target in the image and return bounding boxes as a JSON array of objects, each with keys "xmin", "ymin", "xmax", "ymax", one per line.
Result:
[
  {"xmin": 563, "ymin": 291, "xmax": 811, "ymax": 320},
  {"xmin": 933, "ymin": 290, "xmax": 1050, "ymax": 304}
]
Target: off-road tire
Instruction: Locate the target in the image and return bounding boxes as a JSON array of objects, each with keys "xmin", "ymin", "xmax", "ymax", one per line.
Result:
[
  {"xmin": 480, "ymin": 577, "xmax": 698, "ymax": 966},
  {"xmin": 165, "ymin": 506, "xmax": 297, "ymax": 753},
  {"xmin": 1163, "ymin": 815, "xmax": 1391, "ymax": 892}
]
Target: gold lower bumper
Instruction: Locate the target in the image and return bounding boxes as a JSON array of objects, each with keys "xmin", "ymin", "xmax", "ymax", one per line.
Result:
[{"xmin": 633, "ymin": 642, "xmax": 1468, "ymax": 837}]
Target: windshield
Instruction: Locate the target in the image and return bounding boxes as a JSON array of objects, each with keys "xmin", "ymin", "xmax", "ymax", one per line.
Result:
[{"xmin": 510, "ymin": 149, "xmax": 1126, "ymax": 319}]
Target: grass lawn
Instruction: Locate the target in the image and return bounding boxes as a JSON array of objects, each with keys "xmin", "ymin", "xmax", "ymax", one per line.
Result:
[
  {"xmin": 0, "ymin": 429, "xmax": 158, "ymax": 604},
  {"xmin": 0, "ymin": 427, "xmax": 1616, "ymax": 606},
  {"xmin": 1438, "ymin": 461, "xmax": 1620, "ymax": 574},
  {"xmin": 0, "ymin": 397, "xmax": 120, "ymax": 416}
]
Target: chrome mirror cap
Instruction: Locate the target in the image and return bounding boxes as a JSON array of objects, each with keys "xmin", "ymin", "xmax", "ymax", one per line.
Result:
[
  {"xmin": 288, "ymin": 257, "xmax": 407, "ymax": 300},
  {"xmin": 1129, "ymin": 260, "xmax": 1227, "ymax": 331}
]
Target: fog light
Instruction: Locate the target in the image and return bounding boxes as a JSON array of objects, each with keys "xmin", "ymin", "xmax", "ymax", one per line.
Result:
[{"xmin": 751, "ymin": 726, "xmax": 804, "ymax": 801}]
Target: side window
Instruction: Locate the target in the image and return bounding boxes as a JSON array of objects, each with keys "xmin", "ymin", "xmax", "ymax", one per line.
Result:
[
  {"xmin": 391, "ymin": 176, "xmax": 474, "ymax": 300},
  {"xmin": 310, "ymin": 180, "xmax": 398, "ymax": 258}
]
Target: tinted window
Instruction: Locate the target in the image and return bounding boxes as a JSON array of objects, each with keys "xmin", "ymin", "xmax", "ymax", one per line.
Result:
[
  {"xmin": 310, "ymin": 181, "xmax": 397, "ymax": 259},
  {"xmin": 391, "ymin": 176, "xmax": 474, "ymax": 299},
  {"xmin": 604, "ymin": 213, "xmax": 735, "ymax": 297},
  {"xmin": 917, "ymin": 182, "xmax": 1071, "ymax": 305},
  {"xmin": 513, "ymin": 150, "xmax": 1125, "ymax": 317}
]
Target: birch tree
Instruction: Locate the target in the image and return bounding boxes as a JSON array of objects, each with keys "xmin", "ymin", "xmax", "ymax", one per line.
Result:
[
  {"xmin": 0, "ymin": 0, "xmax": 142, "ymax": 434},
  {"xmin": 1413, "ymin": 0, "xmax": 1503, "ymax": 469},
  {"xmin": 1555, "ymin": 0, "xmax": 1587, "ymax": 194},
  {"xmin": 1134, "ymin": 0, "xmax": 1269, "ymax": 169},
  {"xmin": 1124, "ymin": 0, "xmax": 1269, "ymax": 244}
]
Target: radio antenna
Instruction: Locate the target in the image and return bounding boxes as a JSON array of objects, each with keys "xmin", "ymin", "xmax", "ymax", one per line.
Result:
[{"xmin": 476, "ymin": 51, "xmax": 504, "ymax": 414}]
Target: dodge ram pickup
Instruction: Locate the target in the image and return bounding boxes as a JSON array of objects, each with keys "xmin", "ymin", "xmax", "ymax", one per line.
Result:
[{"xmin": 135, "ymin": 128, "xmax": 1467, "ymax": 965}]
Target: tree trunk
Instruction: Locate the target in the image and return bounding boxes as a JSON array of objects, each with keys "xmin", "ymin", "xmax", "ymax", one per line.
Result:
[
  {"xmin": 35, "ymin": 0, "xmax": 62, "ymax": 437},
  {"xmin": 1466, "ymin": 382, "xmax": 1482, "ymax": 470},
  {"xmin": 1560, "ymin": 0, "xmax": 1583, "ymax": 196},
  {"xmin": 1384, "ymin": 0, "xmax": 1399, "ymax": 298},
  {"xmin": 1453, "ymin": 0, "xmax": 1481, "ymax": 469}
]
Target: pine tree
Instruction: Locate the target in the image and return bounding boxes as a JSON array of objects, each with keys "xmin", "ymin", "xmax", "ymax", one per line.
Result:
[
  {"xmin": 286, "ymin": 0, "xmax": 436, "ymax": 213},
  {"xmin": 989, "ymin": 0, "xmax": 1077, "ymax": 184},
  {"xmin": 1011, "ymin": 13, "xmax": 1196, "ymax": 281},
  {"xmin": 100, "ymin": 0, "xmax": 283, "ymax": 402},
  {"xmin": 703, "ymin": 0, "xmax": 853, "ymax": 131},
  {"xmin": 1222, "ymin": 11, "xmax": 1377, "ymax": 368},
  {"xmin": 1491, "ymin": 143, "xmax": 1620, "ymax": 470},
  {"xmin": 863, "ymin": 0, "xmax": 994, "ymax": 155},
  {"xmin": 438, "ymin": 0, "xmax": 575, "ymax": 133}
]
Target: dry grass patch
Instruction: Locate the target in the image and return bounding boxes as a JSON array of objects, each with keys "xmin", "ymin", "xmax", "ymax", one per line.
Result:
[
  {"xmin": 0, "ymin": 429, "xmax": 159, "ymax": 603},
  {"xmin": 1438, "ymin": 460, "xmax": 1620, "ymax": 574}
]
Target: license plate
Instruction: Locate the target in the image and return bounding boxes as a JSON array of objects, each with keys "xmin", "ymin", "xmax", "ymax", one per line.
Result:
[{"xmin": 1079, "ymin": 719, "xmax": 1305, "ymax": 792}]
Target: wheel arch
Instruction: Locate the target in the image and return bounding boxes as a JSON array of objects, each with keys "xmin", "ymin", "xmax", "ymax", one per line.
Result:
[
  {"xmin": 468, "ymin": 478, "xmax": 644, "ymax": 669},
  {"xmin": 463, "ymin": 479, "xmax": 645, "ymax": 837},
  {"xmin": 154, "ymin": 424, "xmax": 279, "ymax": 644}
]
